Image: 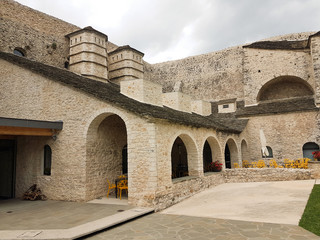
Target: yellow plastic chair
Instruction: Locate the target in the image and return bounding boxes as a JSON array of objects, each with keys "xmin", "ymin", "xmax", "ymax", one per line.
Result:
[
  {"xmin": 117, "ymin": 179, "xmax": 128, "ymax": 200},
  {"xmin": 106, "ymin": 179, "xmax": 116, "ymax": 198}
]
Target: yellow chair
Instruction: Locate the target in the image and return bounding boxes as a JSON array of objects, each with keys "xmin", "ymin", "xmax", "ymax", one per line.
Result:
[
  {"xmin": 117, "ymin": 179, "xmax": 128, "ymax": 200},
  {"xmin": 106, "ymin": 179, "xmax": 116, "ymax": 198}
]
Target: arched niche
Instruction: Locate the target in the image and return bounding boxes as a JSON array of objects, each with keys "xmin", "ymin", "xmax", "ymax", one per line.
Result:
[
  {"xmin": 257, "ymin": 76, "xmax": 314, "ymax": 102},
  {"xmin": 241, "ymin": 140, "xmax": 249, "ymax": 162}
]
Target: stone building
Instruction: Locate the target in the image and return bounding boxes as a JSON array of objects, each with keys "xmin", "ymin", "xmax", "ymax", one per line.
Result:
[{"xmin": 0, "ymin": 0, "xmax": 319, "ymax": 209}]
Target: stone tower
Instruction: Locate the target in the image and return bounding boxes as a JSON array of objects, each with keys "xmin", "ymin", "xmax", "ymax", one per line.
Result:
[
  {"xmin": 108, "ymin": 45, "xmax": 144, "ymax": 84},
  {"xmin": 66, "ymin": 27, "xmax": 108, "ymax": 81}
]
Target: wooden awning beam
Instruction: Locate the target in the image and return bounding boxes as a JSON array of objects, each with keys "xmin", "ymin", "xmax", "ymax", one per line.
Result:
[
  {"xmin": 0, "ymin": 126, "xmax": 54, "ymax": 136},
  {"xmin": 0, "ymin": 117, "xmax": 63, "ymax": 137}
]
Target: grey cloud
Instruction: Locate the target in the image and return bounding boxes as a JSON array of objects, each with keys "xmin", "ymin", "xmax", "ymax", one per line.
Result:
[{"xmin": 15, "ymin": 0, "xmax": 320, "ymax": 63}]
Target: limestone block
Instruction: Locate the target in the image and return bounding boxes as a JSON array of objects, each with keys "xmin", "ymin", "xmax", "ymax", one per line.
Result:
[
  {"xmin": 191, "ymin": 100, "xmax": 212, "ymax": 116},
  {"xmin": 308, "ymin": 161, "xmax": 320, "ymax": 179},
  {"xmin": 109, "ymin": 68, "xmax": 143, "ymax": 80},
  {"xmin": 120, "ymin": 79, "xmax": 163, "ymax": 107},
  {"xmin": 162, "ymin": 92, "xmax": 192, "ymax": 113}
]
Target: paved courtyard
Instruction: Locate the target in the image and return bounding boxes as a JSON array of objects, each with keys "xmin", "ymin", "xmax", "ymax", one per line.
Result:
[
  {"xmin": 0, "ymin": 180, "xmax": 319, "ymax": 240},
  {"xmin": 162, "ymin": 180, "xmax": 315, "ymax": 225},
  {"xmin": 81, "ymin": 213, "xmax": 319, "ymax": 240},
  {"xmin": 81, "ymin": 180, "xmax": 319, "ymax": 240}
]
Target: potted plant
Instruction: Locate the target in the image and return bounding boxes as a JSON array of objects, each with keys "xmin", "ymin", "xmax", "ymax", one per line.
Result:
[
  {"xmin": 209, "ymin": 160, "xmax": 223, "ymax": 172},
  {"xmin": 312, "ymin": 151, "xmax": 320, "ymax": 161}
]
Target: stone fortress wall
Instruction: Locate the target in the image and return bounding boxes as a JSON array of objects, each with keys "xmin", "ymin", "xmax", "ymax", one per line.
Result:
[
  {"xmin": 144, "ymin": 32, "xmax": 315, "ymax": 103},
  {"xmin": 0, "ymin": 0, "xmax": 79, "ymax": 68}
]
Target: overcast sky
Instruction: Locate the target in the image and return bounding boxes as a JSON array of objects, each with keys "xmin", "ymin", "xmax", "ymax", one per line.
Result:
[{"xmin": 15, "ymin": 0, "xmax": 320, "ymax": 63}]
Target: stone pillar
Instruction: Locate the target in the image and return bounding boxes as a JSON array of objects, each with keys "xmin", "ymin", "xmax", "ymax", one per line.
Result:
[{"xmin": 308, "ymin": 161, "xmax": 320, "ymax": 179}]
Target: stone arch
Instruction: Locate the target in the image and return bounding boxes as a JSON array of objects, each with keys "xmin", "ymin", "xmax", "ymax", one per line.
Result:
[
  {"xmin": 224, "ymin": 138, "xmax": 239, "ymax": 169},
  {"xmin": 303, "ymin": 142, "xmax": 319, "ymax": 160},
  {"xmin": 241, "ymin": 139, "xmax": 249, "ymax": 163},
  {"xmin": 86, "ymin": 112, "xmax": 127, "ymax": 200},
  {"xmin": 257, "ymin": 76, "xmax": 314, "ymax": 102},
  {"xmin": 170, "ymin": 133, "xmax": 199, "ymax": 179},
  {"xmin": 203, "ymin": 136, "xmax": 222, "ymax": 172}
]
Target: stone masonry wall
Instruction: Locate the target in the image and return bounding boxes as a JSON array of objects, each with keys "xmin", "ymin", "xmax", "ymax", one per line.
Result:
[
  {"xmin": 310, "ymin": 35, "xmax": 320, "ymax": 106},
  {"xmin": 0, "ymin": 18, "xmax": 71, "ymax": 69},
  {"xmin": 144, "ymin": 46, "xmax": 245, "ymax": 102},
  {"xmin": 224, "ymin": 168, "xmax": 311, "ymax": 183},
  {"xmin": 243, "ymin": 111, "xmax": 320, "ymax": 162},
  {"xmin": 0, "ymin": 59, "xmax": 147, "ymax": 201},
  {"xmin": 243, "ymin": 48, "xmax": 314, "ymax": 105},
  {"xmin": 0, "ymin": 0, "xmax": 80, "ymax": 68}
]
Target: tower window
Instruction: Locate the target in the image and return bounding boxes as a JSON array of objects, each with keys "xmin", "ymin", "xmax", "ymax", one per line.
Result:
[
  {"xmin": 13, "ymin": 48, "xmax": 25, "ymax": 57},
  {"xmin": 223, "ymin": 104, "xmax": 229, "ymax": 109}
]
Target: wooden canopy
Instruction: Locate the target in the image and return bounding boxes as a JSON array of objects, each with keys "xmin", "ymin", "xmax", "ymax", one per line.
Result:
[{"xmin": 0, "ymin": 117, "xmax": 63, "ymax": 137}]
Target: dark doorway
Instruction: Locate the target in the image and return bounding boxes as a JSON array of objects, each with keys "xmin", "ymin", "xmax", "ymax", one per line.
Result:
[
  {"xmin": 225, "ymin": 144, "xmax": 231, "ymax": 169},
  {"xmin": 171, "ymin": 137, "xmax": 188, "ymax": 179},
  {"xmin": 203, "ymin": 141, "xmax": 212, "ymax": 172},
  {"xmin": 0, "ymin": 139, "xmax": 16, "ymax": 199},
  {"xmin": 122, "ymin": 145, "xmax": 128, "ymax": 174}
]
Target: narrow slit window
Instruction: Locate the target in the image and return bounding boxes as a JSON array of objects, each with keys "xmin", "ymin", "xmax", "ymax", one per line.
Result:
[
  {"xmin": 223, "ymin": 104, "xmax": 229, "ymax": 109},
  {"xmin": 44, "ymin": 145, "xmax": 52, "ymax": 176}
]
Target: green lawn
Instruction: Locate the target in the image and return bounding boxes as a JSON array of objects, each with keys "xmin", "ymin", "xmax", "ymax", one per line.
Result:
[{"xmin": 299, "ymin": 184, "xmax": 320, "ymax": 236}]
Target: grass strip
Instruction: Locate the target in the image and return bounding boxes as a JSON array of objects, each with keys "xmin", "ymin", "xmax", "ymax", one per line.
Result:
[{"xmin": 299, "ymin": 184, "xmax": 320, "ymax": 236}]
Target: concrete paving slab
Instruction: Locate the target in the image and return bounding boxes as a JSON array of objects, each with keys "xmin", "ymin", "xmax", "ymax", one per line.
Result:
[
  {"xmin": 82, "ymin": 213, "xmax": 320, "ymax": 240},
  {"xmin": 0, "ymin": 207, "xmax": 154, "ymax": 240},
  {"xmin": 161, "ymin": 180, "xmax": 315, "ymax": 225},
  {"xmin": 0, "ymin": 198, "xmax": 153, "ymax": 240}
]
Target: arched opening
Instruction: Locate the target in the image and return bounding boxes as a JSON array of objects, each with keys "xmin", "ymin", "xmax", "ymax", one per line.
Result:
[
  {"xmin": 203, "ymin": 137, "xmax": 222, "ymax": 172},
  {"xmin": 86, "ymin": 113, "xmax": 127, "ymax": 199},
  {"xmin": 203, "ymin": 141, "xmax": 212, "ymax": 173},
  {"xmin": 171, "ymin": 137, "xmax": 188, "ymax": 179},
  {"xmin": 303, "ymin": 142, "xmax": 319, "ymax": 160},
  {"xmin": 171, "ymin": 134, "xmax": 199, "ymax": 179},
  {"xmin": 225, "ymin": 145, "xmax": 231, "ymax": 169},
  {"xmin": 241, "ymin": 140, "xmax": 249, "ymax": 162},
  {"xmin": 257, "ymin": 76, "xmax": 314, "ymax": 102},
  {"xmin": 225, "ymin": 139, "xmax": 238, "ymax": 169}
]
